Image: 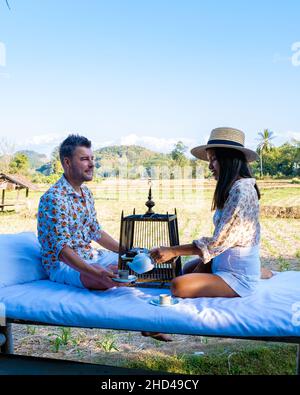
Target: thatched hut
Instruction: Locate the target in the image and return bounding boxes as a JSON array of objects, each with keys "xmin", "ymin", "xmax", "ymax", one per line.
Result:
[{"xmin": 0, "ymin": 173, "xmax": 37, "ymax": 212}]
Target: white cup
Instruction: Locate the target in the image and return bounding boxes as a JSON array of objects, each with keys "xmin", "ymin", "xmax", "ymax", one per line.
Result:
[
  {"xmin": 128, "ymin": 252, "xmax": 154, "ymax": 274},
  {"xmin": 118, "ymin": 270, "xmax": 129, "ymax": 279},
  {"xmin": 159, "ymin": 294, "xmax": 172, "ymax": 305}
]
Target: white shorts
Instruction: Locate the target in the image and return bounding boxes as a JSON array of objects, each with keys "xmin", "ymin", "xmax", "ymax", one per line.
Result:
[
  {"xmin": 212, "ymin": 245, "xmax": 260, "ymax": 297},
  {"xmin": 49, "ymin": 250, "xmax": 119, "ymax": 289}
]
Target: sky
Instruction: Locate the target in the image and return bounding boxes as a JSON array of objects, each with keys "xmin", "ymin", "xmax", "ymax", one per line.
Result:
[{"xmin": 0, "ymin": 0, "xmax": 300, "ymax": 158}]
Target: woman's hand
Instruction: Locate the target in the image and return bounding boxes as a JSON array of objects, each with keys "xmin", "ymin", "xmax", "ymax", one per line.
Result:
[{"xmin": 150, "ymin": 247, "xmax": 176, "ymax": 263}]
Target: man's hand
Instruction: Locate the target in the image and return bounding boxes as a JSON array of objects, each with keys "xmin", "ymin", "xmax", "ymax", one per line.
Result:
[
  {"xmin": 80, "ymin": 263, "xmax": 121, "ymax": 290},
  {"xmin": 106, "ymin": 263, "xmax": 118, "ymax": 274},
  {"xmin": 150, "ymin": 247, "xmax": 176, "ymax": 264},
  {"xmin": 59, "ymin": 245, "xmax": 123, "ymax": 290}
]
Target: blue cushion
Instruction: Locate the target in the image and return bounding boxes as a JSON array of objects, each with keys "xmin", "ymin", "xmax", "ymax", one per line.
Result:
[{"xmin": 0, "ymin": 232, "xmax": 48, "ymax": 288}]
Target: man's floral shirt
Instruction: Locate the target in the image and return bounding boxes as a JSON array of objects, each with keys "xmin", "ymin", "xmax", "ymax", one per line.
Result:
[{"xmin": 37, "ymin": 175, "xmax": 102, "ymax": 275}]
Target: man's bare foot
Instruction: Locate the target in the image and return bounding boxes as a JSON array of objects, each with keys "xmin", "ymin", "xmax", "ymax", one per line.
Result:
[
  {"xmin": 260, "ymin": 268, "xmax": 273, "ymax": 279},
  {"xmin": 141, "ymin": 331, "xmax": 173, "ymax": 342}
]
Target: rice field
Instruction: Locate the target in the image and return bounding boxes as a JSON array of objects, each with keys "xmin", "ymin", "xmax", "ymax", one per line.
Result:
[
  {"xmin": 1, "ymin": 179, "xmax": 299, "ymax": 271},
  {"xmin": 260, "ymin": 187, "xmax": 300, "ymax": 207}
]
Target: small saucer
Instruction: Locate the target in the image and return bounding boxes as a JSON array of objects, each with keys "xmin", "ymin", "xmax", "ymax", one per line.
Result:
[
  {"xmin": 149, "ymin": 297, "xmax": 179, "ymax": 307},
  {"xmin": 112, "ymin": 275, "xmax": 137, "ymax": 283}
]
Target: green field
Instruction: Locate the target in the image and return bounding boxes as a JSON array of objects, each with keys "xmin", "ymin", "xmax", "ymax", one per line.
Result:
[
  {"xmin": 2, "ymin": 180, "xmax": 300, "ymax": 270},
  {"xmin": 1, "ymin": 179, "xmax": 300, "ymax": 374}
]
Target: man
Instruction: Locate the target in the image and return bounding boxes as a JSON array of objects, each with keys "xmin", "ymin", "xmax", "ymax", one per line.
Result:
[
  {"xmin": 38, "ymin": 134, "xmax": 172, "ymax": 341},
  {"xmin": 37, "ymin": 134, "xmax": 121, "ymax": 290}
]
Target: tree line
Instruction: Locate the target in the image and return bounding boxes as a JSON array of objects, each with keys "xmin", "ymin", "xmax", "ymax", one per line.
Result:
[{"xmin": 0, "ymin": 130, "xmax": 299, "ymax": 182}]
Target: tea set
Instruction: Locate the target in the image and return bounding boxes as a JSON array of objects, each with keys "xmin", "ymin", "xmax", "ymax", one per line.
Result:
[{"xmin": 112, "ymin": 250, "xmax": 178, "ymax": 307}]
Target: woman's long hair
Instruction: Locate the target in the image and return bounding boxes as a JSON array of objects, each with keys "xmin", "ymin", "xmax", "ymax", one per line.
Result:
[{"xmin": 211, "ymin": 147, "xmax": 260, "ymax": 210}]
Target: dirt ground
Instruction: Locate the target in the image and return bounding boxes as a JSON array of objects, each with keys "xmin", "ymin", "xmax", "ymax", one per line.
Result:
[{"xmin": 12, "ymin": 323, "xmax": 245, "ymax": 368}]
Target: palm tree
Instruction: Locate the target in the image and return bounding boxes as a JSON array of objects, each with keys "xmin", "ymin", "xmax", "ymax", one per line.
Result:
[{"xmin": 257, "ymin": 129, "xmax": 275, "ymax": 177}]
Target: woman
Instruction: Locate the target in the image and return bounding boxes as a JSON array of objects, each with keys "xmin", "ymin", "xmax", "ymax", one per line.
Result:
[{"xmin": 150, "ymin": 127, "xmax": 272, "ymax": 300}]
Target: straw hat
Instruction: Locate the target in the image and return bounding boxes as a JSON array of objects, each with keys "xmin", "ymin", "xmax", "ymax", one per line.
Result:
[{"xmin": 191, "ymin": 127, "xmax": 259, "ymax": 162}]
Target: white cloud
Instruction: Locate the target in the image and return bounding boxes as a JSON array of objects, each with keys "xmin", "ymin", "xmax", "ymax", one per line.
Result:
[
  {"xmin": 277, "ymin": 130, "xmax": 300, "ymax": 139},
  {"xmin": 16, "ymin": 132, "xmax": 68, "ymax": 157},
  {"xmin": 274, "ymin": 130, "xmax": 300, "ymax": 145},
  {"xmin": 24, "ymin": 133, "xmax": 63, "ymax": 146},
  {"xmin": 287, "ymin": 131, "xmax": 300, "ymax": 140},
  {"xmin": 14, "ymin": 132, "xmax": 204, "ymax": 157},
  {"xmin": 93, "ymin": 140, "xmax": 115, "ymax": 149}
]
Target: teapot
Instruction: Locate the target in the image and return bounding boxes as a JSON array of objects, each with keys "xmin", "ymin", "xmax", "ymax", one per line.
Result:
[{"xmin": 127, "ymin": 252, "xmax": 154, "ymax": 274}]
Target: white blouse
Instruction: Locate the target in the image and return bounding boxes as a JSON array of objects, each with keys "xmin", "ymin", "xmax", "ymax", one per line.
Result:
[{"xmin": 193, "ymin": 178, "xmax": 260, "ymax": 264}]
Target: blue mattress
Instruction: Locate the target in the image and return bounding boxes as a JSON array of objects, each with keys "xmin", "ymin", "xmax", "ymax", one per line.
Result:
[{"xmin": 1, "ymin": 271, "xmax": 300, "ymax": 337}]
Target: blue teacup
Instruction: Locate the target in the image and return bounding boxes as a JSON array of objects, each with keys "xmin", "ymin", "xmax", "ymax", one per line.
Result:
[{"xmin": 128, "ymin": 252, "xmax": 154, "ymax": 274}]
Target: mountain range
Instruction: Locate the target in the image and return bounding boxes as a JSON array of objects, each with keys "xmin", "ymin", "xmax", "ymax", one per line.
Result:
[{"xmin": 16, "ymin": 145, "xmax": 189, "ymax": 175}]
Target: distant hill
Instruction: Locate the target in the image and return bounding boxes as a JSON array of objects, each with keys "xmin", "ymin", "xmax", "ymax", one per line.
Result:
[
  {"xmin": 34, "ymin": 144, "xmax": 174, "ymax": 176},
  {"xmin": 16, "ymin": 150, "xmax": 49, "ymax": 170},
  {"xmin": 19, "ymin": 144, "xmax": 196, "ymax": 178},
  {"xmin": 95, "ymin": 145, "xmax": 172, "ymax": 169},
  {"xmin": 93, "ymin": 145, "xmax": 176, "ymax": 177}
]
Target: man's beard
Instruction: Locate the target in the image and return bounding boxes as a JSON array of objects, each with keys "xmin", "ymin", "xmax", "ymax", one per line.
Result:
[
  {"xmin": 82, "ymin": 169, "xmax": 94, "ymax": 181},
  {"xmin": 72, "ymin": 166, "xmax": 94, "ymax": 182}
]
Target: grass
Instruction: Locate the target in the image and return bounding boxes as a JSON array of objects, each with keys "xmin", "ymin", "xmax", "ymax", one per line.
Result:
[
  {"xmin": 47, "ymin": 327, "xmax": 77, "ymax": 353},
  {"xmin": 259, "ymin": 186, "xmax": 300, "ymax": 206},
  {"xmin": 26, "ymin": 325, "xmax": 37, "ymax": 335},
  {"xmin": 125, "ymin": 343, "xmax": 297, "ymax": 375},
  {"xmin": 278, "ymin": 256, "xmax": 291, "ymax": 272},
  {"xmin": 96, "ymin": 333, "xmax": 119, "ymax": 352}
]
